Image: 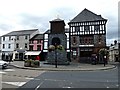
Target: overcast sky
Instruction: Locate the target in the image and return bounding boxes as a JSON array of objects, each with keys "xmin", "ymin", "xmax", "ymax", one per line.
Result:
[{"xmin": 0, "ymin": 0, "xmax": 119, "ymax": 45}]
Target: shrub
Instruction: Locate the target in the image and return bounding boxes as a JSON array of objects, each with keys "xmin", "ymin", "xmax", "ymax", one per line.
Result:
[
  {"xmin": 33, "ymin": 60, "xmax": 40, "ymax": 67},
  {"xmin": 48, "ymin": 45, "xmax": 55, "ymax": 52}
]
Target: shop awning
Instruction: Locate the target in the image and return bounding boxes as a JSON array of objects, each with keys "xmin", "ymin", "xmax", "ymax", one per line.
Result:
[{"xmin": 25, "ymin": 51, "xmax": 41, "ymax": 55}]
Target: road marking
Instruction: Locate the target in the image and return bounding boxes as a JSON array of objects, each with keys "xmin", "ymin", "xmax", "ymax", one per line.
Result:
[
  {"xmin": 0, "ymin": 71, "xmax": 6, "ymax": 74},
  {"xmin": 4, "ymin": 69, "xmax": 15, "ymax": 72},
  {"xmin": 2, "ymin": 82, "xmax": 26, "ymax": 87},
  {"xmin": 25, "ymin": 77, "xmax": 34, "ymax": 80},
  {"xmin": 63, "ymin": 86, "xmax": 71, "ymax": 88},
  {"xmin": 35, "ymin": 81, "xmax": 44, "ymax": 90},
  {"xmin": 44, "ymin": 79, "xmax": 65, "ymax": 82},
  {"xmin": 116, "ymin": 84, "xmax": 119, "ymax": 87}
]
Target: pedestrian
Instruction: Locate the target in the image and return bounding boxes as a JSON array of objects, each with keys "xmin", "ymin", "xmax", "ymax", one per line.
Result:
[
  {"xmin": 103, "ymin": 56, "xmax": 106, "ymax": 67},
  {"xmin": 36, "ymin": 56, "xmax": 40, "ymax": 61}
]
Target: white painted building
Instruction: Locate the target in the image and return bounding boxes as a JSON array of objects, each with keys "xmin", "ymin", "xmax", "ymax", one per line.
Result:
[
  {"xmin": 109, "ymin": 40, "xmax": 119, "ymax": 62},
  {"xmin": 1, "ymin": 29, "xmax": 39, "ymax": 61},
  {"xmin": 0, "ymin": 36, "xmax": 1, "ymax": 59}
]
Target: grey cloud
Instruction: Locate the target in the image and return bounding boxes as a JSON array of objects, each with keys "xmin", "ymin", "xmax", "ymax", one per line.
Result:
[
  {"xmin": 106, "ymin": 14, "xmax": 118, "ymax": 40},
  {"xmin": 19, "ymin": 13, "xmax": 50, "ymax": 32},
  {"xmin": 52, "ymin": 7, "xmax": 76, "ymax": 21},
  {"xmin": 18, "ymin": 8, "xmax": 76, "ymax": 32},
  {"xmin": 0, "ymin": 24, "xmax": 13, "ymax": 31}
]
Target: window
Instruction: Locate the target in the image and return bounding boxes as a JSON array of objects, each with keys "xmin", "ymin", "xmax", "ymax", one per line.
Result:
[
  {"xmin": 17, "ymin": 36, "xmax": 19, "ymax": 40},
  {"xmin": 37, "ymin": 45, "xmax": 41, "ymax": 51},
  {"xmin": 25, "ymin": 43, "xmax": 27, "ymax": 48},
  {"xmin": 84, "ymin": 26, "xmax": 89, "ymax": 32},
  {"xmin": 73, "ymin": 37, "xmax": 76, "ymax": 43},
  {"xmin": 16, "ymin": 43, "xmax": 19, "ymax": 48},
  {"xmin": 80, "ymin": 36, "xmax": 93, "ymax": 45},
  {"xmin": 3, "ymin": 37, "xmax": 5, "ymax": 41},
  {"xmin": 29, "ymin": 40, "xmax": 33, "ymax": 44},
  {"xmin": 29, "ymin": 46, "xmax": 33, "ymax": 51},
  {"xmin": 8, "ymin": 44, "xmax": 11, "ymax": 49},
  {"xmin": 44, "ymin": 42, "xmax": 48, "ymax": 49},
  {"xmin": 38, "ymin": 40, "xmax": 41, "ymax": 44},
  {"xmin": 9, "ymin": 36, "xmax": 11, "ymax": 41},
  {"xmin": 94, "ymin": 25, "xmax": 100, "ymax": 32},
  {"xmin": 45, "ymin": 34, "xmax": 48, "ymax": 39},
  {"xmin": 75, "ymin": 27, "xmax": 80, "ymax": 32},
  {"xmin": 3, "ymin": 44, "xmax": 5, "ymax": 49},
  {"xmin": 73, "ymin": 51, "xmax": 77, "ymax": 56},
  {"xmin": 25, "ymin": 36, "xmax": 28, "ymax": 39}
]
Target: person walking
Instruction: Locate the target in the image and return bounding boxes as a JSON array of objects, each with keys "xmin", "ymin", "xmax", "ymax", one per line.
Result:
[{"xmin": 103, "ymin": 56, "xmax": 106, "ymax": 67}]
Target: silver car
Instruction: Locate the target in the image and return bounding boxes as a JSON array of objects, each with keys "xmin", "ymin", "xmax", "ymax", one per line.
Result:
[{"xmin": 0, "ymin": 60, "xmax": 9, "ymax": 69}]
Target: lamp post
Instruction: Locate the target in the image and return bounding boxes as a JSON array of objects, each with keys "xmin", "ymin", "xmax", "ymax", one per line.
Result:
[{"xmin": 54, "ymin": 43, "xmax": 57, "ymax": 68}]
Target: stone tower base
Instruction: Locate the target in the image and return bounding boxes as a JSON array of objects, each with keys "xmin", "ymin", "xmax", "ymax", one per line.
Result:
[{"xmin": 47, "ymin": 50, "xmax": 69, "ymax": 65}]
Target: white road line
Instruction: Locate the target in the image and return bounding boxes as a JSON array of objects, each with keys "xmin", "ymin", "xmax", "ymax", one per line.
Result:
[
  {"xmin": 116, "ymin": 84, "xmax": 119, "ymax": 87},
  {"xmin": 44, "ymin": 79, "xmax": 65, "ymax": 82},
  {"xmin": 63, "ymin": 86, "xmax": 71, "ymax": 88},
  {"xmin": 35, "ymin": 81, "xmax": 44, "ymax": 90},
  {"xmin": 0, "ymin": 71, "xmax": 6, "ymax": 74},
  {"xmin": 2, "ymin": 82, "xmax": 26, "ymax": 87},
  {"xmin": 4, "ymin": 69, "xmax": 15, "ymax": 72},
  {"xmin": 25, "ymin": 77, "xmax": 34, "ymax": 80}
]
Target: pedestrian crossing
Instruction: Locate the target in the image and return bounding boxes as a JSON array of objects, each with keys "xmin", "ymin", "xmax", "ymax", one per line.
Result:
[
  {"xmin": 2, "ymin": 81, "xmax": 26, "ymax": 87},
  {"xmin": 0, "ymin": 71, "xmax": 6, "ymax": 74},
  {"xmin": 1, "ymin": 68, "xmax": 27, "ymax": 87},
  {"xmin": 0, "ymin": 69, "xmax": 15, "ymax": 74}
]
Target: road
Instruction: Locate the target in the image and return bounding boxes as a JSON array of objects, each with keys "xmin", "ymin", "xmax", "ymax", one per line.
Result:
[
  {"xmin": 1, "ymin": 64, "xmax": 119, "ymax": 90},
  {"xmin": 17, "ymin": 67, "xmax": 119, "ymax": 89},
  {"xmin": 1, "ymin": 65, "xmax": 45, "ymax": 90}
]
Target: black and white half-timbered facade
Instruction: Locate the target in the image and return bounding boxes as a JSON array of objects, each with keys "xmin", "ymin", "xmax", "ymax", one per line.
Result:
[{"xmin": 68, "ymin": 8, "xmax": 107, "ymax": 63}]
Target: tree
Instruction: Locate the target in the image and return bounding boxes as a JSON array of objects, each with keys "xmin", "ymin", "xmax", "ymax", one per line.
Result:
[{"xmin": 99, "ymin": 48, "xmax": 109, "ymax": 63}]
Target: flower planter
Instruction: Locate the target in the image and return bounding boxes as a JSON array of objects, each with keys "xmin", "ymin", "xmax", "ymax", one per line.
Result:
[
  {"xmin": 24, "ymin": 60, "xmax": 40, "ymax": 67},
  {"xmin": 33, "ymin": 60, "xmax": 40, "ymax": 67},
  {"xmin": 24, "ymin": 60, "xmax": 32, "ymax": 67}
]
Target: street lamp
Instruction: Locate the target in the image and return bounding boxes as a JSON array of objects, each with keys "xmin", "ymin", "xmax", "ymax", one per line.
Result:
[{"xmin": 54, "ymin": 43, "xmax": 57, "ymax": 68}]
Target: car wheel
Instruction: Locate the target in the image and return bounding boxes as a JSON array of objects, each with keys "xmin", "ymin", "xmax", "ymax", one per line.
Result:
[{"xmin": 2, "ymin": 66, "xmax": 5, "ymax": 69}]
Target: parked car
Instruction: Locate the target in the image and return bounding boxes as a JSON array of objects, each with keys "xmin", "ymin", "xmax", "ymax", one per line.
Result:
[{"xmin": 0, "ymin": 60, "xmax": 9, "ymax": 69}]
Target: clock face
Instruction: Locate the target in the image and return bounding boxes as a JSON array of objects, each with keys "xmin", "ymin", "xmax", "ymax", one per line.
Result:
[{"xmin": 52, "ymin": 37, "xmax": 61, "ymax": 46}]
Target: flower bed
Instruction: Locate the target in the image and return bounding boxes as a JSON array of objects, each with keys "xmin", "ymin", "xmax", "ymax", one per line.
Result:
[{"xmin": 24, "ymin": 59, "xmax": 40, "ymax": 67}]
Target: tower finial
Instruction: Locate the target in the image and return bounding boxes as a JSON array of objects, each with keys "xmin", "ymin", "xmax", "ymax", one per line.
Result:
[{"xmin": 56, "ymin": 14, "xmax": 60, "ymax": 19}]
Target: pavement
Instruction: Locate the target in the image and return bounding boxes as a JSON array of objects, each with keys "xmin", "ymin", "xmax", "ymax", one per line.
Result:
[{"xmin": 8, "ymin": 60, "xmax": 118, "ymax": 71}]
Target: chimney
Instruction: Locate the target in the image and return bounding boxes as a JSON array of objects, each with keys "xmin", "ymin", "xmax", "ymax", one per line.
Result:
[{"xmin": 114, "ymin": 40, "xmax": 117, "ymax": 45}]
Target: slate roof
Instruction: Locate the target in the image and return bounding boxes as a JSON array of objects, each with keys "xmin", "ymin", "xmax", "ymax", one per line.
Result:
[
  {"xmin": 50, "ymin": 18, "xmax": 64, "ymax": 22},
  {"xmin": 69, "ymin": 8, "xmax": 107, "ymax": 23},
  {"xmin": 30, "ymin": 34, "xmax": 44, "ymax": 40},
  {"xmin": 2, "ymin": 29, "xmax": 38, "ymax": 36}
]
